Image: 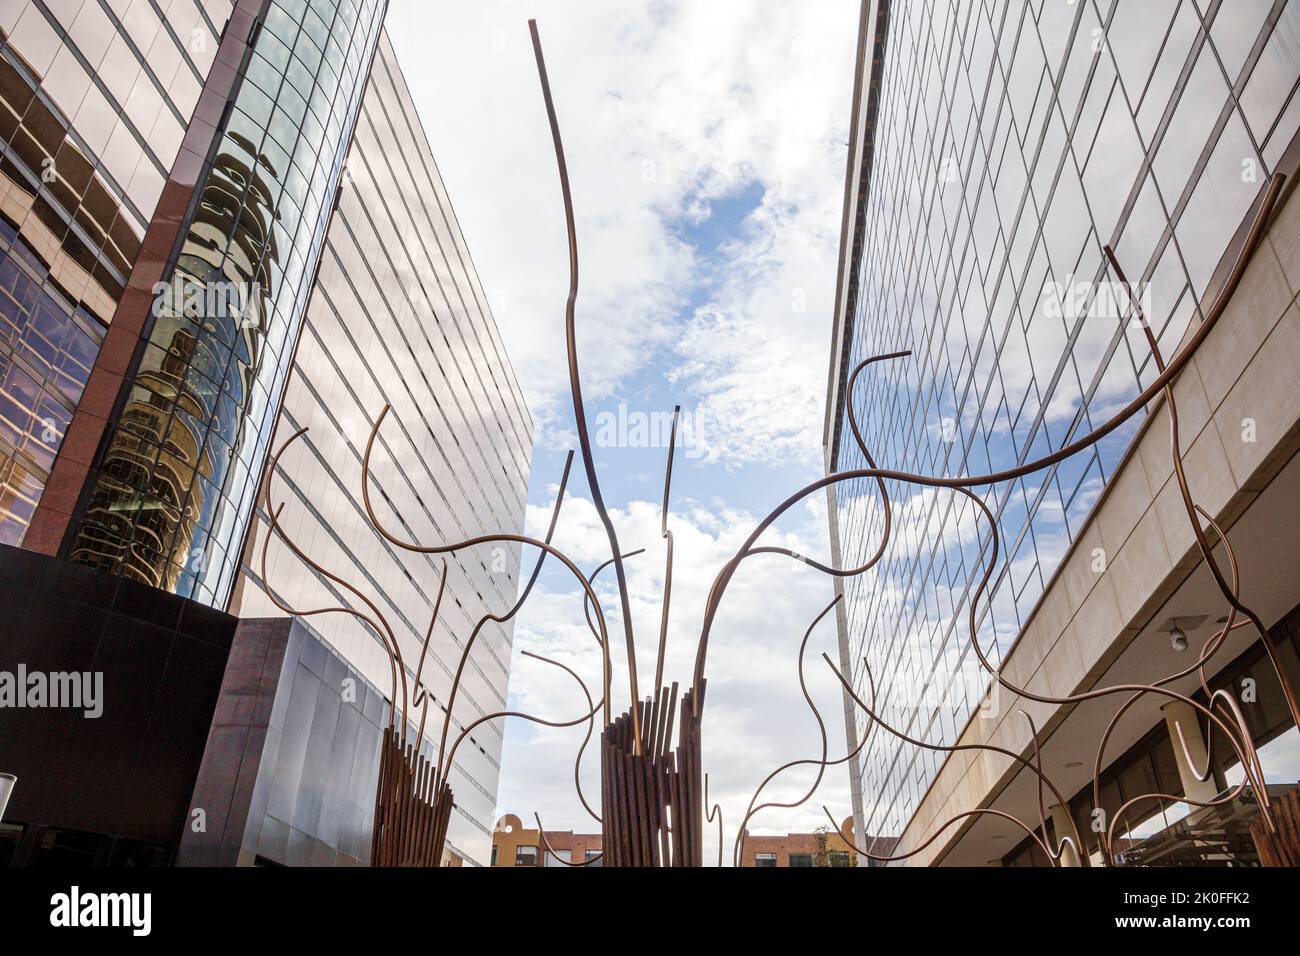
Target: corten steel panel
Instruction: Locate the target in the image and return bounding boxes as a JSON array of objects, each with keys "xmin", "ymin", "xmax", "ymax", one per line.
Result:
[{"xmin": 0, "ymin": 543, "xmax": 237, "ymax": 847}]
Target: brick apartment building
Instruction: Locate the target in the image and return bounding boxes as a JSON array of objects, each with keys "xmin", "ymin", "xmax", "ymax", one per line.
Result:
[
  {"xmin": 491, "ymin": 813, "xmax": 603, "ymax": 868},
  {"xmin": 739, "ymin": 819, "xmax": 858, "ymax": 867}
]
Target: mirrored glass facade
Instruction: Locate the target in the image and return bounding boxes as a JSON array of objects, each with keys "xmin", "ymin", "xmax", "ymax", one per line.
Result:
[
  {"xmin": 0, "ymin": 0, "xmax": 232, "ymax": 546},
  {"xmin": 828, "ymin": 0, "xmax": 1300, "ymax": 850},
  {"xmin": 233, "ymin": 32, "xmax": 533, "ymax": 865},
  {"xmin": 68, "ymin": 0, "xmax": 385, "ymax": 606}
]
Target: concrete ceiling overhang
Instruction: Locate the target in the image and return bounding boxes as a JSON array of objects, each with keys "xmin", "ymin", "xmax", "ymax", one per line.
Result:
[{"xmin": 934, "ymin": 447, "xmax": 1300, "ymax": 866}]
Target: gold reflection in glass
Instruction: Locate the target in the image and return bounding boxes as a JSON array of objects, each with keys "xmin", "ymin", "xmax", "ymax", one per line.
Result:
[{"xmin": 69, "ymin": 137, "xmax": 277, "ymax": 589}]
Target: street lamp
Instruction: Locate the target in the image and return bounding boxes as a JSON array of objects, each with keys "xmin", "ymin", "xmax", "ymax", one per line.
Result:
[{"xmin": 0, "ymin": 773, "xmax": 14, "ymax": 823}]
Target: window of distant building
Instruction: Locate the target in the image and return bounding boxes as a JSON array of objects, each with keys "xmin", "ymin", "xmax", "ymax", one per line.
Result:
[
  {"xmin": 789, "ymin": 853, "xmax": 815, "ymax": 867},
  {"xmin": 491, "ymin": 845, "xmax": 499, "ymax": 866},
  {"xmin": 585, "ymin": 849, "xmax": 603, "ymax": 867},
  {"xmin": 828, "ymin": 851, "xmax": 851, "ymax": 867},
  {"xmin": 545, "ymin": 848, "xmax": 572, "ymax": 867},
  {"xmin": 754, "ymin": 852, "xmax": 777, "ymax": 867}
]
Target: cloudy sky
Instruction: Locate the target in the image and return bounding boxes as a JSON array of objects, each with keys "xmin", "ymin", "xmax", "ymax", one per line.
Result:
[{"xmin": 387, "ymin": 0, "xmax": 862, "ymax": 863}]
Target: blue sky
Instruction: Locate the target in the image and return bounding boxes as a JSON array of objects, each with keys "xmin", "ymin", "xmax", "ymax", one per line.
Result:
[
  {"xmin": 534, "ymin": 180, "xmax": 814, "ymax": 514},
  {"xmin": 388, "ymin": 0, "xmax": 861, "ymax": 861}
]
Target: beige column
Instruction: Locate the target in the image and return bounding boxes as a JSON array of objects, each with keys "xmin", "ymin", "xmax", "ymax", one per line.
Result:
[
  {"xmin": 1162, "ymin": 700, "xmax": 1219, "ymax": 804},
  {"xmin": 1049, "ymin": 803, "xmax": 1080, "ymax": 867}
]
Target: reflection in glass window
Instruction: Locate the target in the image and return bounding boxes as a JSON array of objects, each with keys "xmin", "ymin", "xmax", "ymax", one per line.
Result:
[
  {"xmin": 831, "ymin": 0, "xmax": 1300, "ymax": 854},
  {"xmin": 0, "ymin": 234, "xmax": 103, "ymax": 545},
  {"xmin": 69, "ymin": 0, "xmax": 386, "ymax": 606}
]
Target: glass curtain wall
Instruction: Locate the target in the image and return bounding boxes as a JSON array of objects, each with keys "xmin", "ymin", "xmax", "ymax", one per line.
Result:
[
  {"xmin": 68, "ymin": 0, "xmax": 385, "ymax": 607},
  {"xmin": 832, "ymin": 0, "xmax": 1300, "ymax": 851}
]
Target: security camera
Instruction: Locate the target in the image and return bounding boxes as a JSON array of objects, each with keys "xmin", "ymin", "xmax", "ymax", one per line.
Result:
[
  {"xmin": 0, "ymin": 773, "xmax": 14, "ymax": 823},
  {"xmin": 1169, "ymin": 628, "xmax": 1189, "ymax": 653},
  {"xmin": 1160, "ymin": 617, "xmax": 1204, "ymax": 652}
]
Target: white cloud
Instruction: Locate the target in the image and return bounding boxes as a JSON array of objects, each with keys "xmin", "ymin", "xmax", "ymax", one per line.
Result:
[
  {"xmin": 387, "ymin": 0, "xmax": 858, "ymax": 460},
  {"xmin": 385, "ymin": 0, "xmax": 864, "ymax": 860},
  {"xmin": 496, "ymin": 489, "xmax": 857, "ymax": 863}
]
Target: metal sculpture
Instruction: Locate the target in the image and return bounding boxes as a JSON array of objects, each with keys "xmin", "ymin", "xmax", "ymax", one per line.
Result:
[
  {"xmin": 524, "ymin": 18, "xmax": 714, "ymax": 866},
  {"xmin": 732, "ymin": 173, "xmax": 1296, "ymax": 866},
  {"xmin": 262, "ymin": 433, "xmax": 600, "ymax": 865},
  {"xmin": 262, "ymin": 15, "xmax": 1296, "ymax": 868}
]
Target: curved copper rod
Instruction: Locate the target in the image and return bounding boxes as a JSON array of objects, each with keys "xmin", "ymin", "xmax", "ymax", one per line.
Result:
[
  {"xmin": 1023, "ymin": 709, "xmax": 1083, "ymax": 866},
  {"xmin": 823, "ymin": 805, "xmax": 1060, "ymax": 866},
  {"xmin": 1173, "ymin": 689, "xmax": 1269, "ymax": 799},
  {"xmin": 841, "ymin": 349, "xmax": 907, "ymax": 570},
  {"xmin": 529, "ymin": 18, "xmax": 643, "ymax": 751},
  {"xmin": 1067, "ymin": 241, "xmax": 1281, "ymax": 861},
  {"xmin": 581, "ymin": 548, "xmax": 646, "ymax": 729},
  {"xmin": 705, "ymin": 773, "xmax": 723, "ymax": 868},
  {"xmin": 733, "ymin": 595, "xmax": 872, "ymax": 867},
  {"xmin": 1096, "ymin": 690, "xmax": 1270, "ymax": 865},
  {"xmin": 692, "ymin": 172, "xmax": 1287, "ymax": 708},
  {"xmin": 360, "ymin": 403, "xmax": 615, "ymax": 733},
  {"xmin": 1105, "ymin": 241, "xmax": 1299, "ymax": 731},
  {"xmin": 435, "ymin": 451, "xmax": 576, "ymax": 789},
  {"xmin": 442, "ymin": 650, "xmax": 604, "ymax": 784},
  {"xmin": 412, "ymin": 559, "xmax": 449, "ymax": 748},
  {"xmin": 262, "ymin": 426, "xmax": 409, "ymax": 738},
  {"xmin": 826, "ymin": 653, "xmax": 1085, "ymax": 858},
  {"xmin": 261, "ymin": 501, "xmax": 401, "ymax": 732},
  {"xmin": 1174, "ymin": 690, "xmax": 1272, "ymax": 835},
  {"xmin": 534, "ymin": 812, "xmax": 602, "ymax": 867},
  {"xmin": 707, "ymin": 455, "xmax": 1280, "ymax": 774},
  {"xmin": 741, "ymin": 351, "xmax": 908, "ymax": 577},
  {"xmin": 654, "ymin": 406, "xmax": 681, "ymax": 694},
  {"xmin": 572, "ymin": 548, "xmax": 645, "ymax": 821},
  {"xmin": 581, "ymin": 549, "xmax": 647, "ymax": 640},
  {"xmin": 564, "ymin": 650, "xmax": 601, "ymax": 826},
  {"xmin": 1192, "ymin": 507, "xmax": 1242, "ymax": 698},
  {"xmin": 1086, "ymin": 519, "xmax": 1269, "ymax": 863}
]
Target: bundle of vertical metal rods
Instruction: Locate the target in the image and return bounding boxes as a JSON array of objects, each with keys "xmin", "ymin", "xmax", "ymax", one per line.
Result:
[
  {"xmin": 371, "ymin": 726, "xmax": 454, "ymax": 867},
  {"xmin": 601, "ymin": 682, "xmax": 706, "ymax": 867}
]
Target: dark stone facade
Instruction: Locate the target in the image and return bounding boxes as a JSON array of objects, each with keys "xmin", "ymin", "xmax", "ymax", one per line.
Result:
[
  {"xmin": 178, "ymin": 617, "xmax": 389, "ymax": 867},
  {"xmin": 0, "ymin": 544, "xmax": 237, "ymax": 863}
]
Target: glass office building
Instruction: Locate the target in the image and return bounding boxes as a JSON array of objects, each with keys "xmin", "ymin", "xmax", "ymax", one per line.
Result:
[
  {"xmin": 1, "ymin": 0, "xmax": 229, "ymax": 547},
  {"xmin": 1, "ymin": 3, "xmax": 532, "ymax": 867},
  {"xmin": 68, "ymin": 0, "xmax": 384, "ymax": 607},
  {"xmin": 232, "ymin": 32, "xmax": 533, "ymax": 864},
  {"xmin": 825, "ymin": 0, "xmax": 1300, "ymax": 853}
]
